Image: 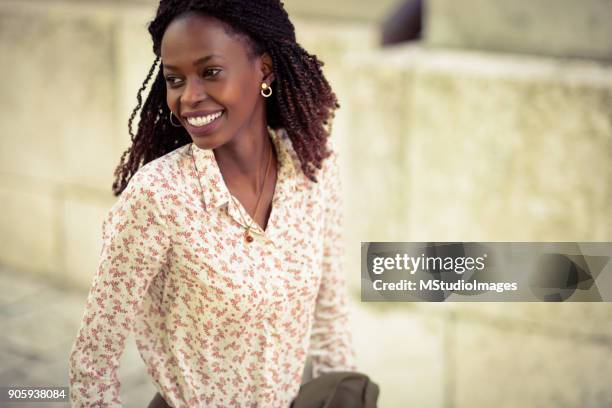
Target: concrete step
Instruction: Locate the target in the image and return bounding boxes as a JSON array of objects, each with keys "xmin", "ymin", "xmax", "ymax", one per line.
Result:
[{"xmin": 425, "ymin": 0, "xmax": 612, "ymax": 61}]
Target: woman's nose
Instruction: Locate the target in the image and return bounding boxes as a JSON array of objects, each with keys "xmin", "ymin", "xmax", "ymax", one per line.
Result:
[{"xmin": 181, "ymin": 77, "xmax": 208, "ymax": 105}]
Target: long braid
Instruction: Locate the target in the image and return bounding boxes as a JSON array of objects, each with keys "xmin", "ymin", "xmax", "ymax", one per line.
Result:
[
  {"xmin": 112, "ymin": 57, "xmax": 160, "ymax": 195},
  {"xmin": 112, "ymin": 0, "xmax": 338, "ymax": 196}
]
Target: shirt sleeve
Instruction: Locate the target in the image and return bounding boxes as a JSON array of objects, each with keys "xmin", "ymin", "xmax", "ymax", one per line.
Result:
[
  {"xmin": 308, "ymin": 143, "xmax": 358, "ymax": 378},
  {"xmin": 68, "ymin": 171, "xmax": 172, "ymax": 407}
]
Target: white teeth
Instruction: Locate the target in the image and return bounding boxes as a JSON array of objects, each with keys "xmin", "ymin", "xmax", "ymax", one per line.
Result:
[{"xmin": 186, "ymin": 111, "xmax": 223, "ymax": 127}]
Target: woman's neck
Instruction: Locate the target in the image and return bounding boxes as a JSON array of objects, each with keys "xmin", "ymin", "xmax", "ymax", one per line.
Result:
[{"xmin": 213, "ymin": 124, "xmax": 275, "ymax": 194}]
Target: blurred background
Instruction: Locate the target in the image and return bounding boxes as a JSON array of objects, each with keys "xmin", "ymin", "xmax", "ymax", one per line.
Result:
[{"xmin": 1, "ymin": 0, "xmax": 611, "ymax": 406}]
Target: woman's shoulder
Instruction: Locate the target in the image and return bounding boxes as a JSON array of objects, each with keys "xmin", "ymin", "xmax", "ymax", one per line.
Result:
[
  {"xmin": 127, "ymin": 144, "xmax": 190, "ymax": 189},
  {"xmin": 277, "ymin": 128, "xmax": 340, "ymax": 185},
  {"xmin": 117, "ymin": 144, "xmax": 191, "ymax": 206}
]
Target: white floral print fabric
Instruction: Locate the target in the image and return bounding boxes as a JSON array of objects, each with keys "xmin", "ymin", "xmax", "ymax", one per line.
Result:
[{"xmin": 68, "ymin": 128, "xmax": 356, "ymax": 408}]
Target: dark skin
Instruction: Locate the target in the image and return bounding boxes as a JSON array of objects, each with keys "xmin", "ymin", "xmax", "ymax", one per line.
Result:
[{"xmin": 160, "ymin": 12, "xmax": 277, "ymax": 230}]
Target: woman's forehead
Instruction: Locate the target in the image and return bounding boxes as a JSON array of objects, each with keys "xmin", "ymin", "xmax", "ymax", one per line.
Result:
[{"xmin": 160, "ymin": 13, "xmax": 241, "ymax": 62}]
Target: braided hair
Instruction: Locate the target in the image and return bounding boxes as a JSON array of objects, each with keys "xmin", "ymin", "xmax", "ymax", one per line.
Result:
[{"xmin": 111, "ymin": 0, "xmax": 339, "ymax": 196}]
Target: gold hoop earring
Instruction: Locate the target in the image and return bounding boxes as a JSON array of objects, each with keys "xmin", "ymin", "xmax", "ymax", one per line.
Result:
[
  {"xmin": 169, "ymin": 111, "xmax": 182, "ymax": 127},
  {"xmin": 260, "ymin": 82, "xmax": 272, "ymax": 98}
]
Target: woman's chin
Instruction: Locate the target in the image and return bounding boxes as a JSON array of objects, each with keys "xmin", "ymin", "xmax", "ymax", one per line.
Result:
[{"xmin": 191, "ymin": 138, "xmax": 219, "ymax": 150}]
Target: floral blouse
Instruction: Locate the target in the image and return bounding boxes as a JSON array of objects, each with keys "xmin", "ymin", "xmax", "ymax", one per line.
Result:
[{"xmin": 68, "ymin": 128, "xmax": 356, "ymax": 407}]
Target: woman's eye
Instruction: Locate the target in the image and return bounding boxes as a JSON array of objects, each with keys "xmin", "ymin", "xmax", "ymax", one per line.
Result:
[
  {"xmin": 164, "ymin": 69, "xmax": 220, "ymax": 87},
  {"xmin": 204, "ymin": 68, "xmax": 222, "ymax": 78},
  {"xmin": 165, "ymin": 76, "xmax": 182, "ymax": 86}
]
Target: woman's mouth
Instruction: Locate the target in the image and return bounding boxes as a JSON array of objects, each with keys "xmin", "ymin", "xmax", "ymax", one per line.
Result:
[
  {"xmin": 185, "ymin": 110, "xmax": 223, "ymax": 127},
  {"xmin": 183, "ymin": 110, "xmax": 224, "ymax": 136}
]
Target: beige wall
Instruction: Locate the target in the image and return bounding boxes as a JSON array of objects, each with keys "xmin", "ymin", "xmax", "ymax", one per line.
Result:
[
  {"xmin": 426, "ymin": 0, "xmax": 612, "ymax": 61},
  {"xmin": 1, "ymin": 0, "xmax": 611, "ymax": 407}
]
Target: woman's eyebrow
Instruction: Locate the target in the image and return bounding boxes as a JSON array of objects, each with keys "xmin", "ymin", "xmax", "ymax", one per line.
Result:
[{"xmin": 162, "ymin": 54, "xmax": 224, "ymax": 70}]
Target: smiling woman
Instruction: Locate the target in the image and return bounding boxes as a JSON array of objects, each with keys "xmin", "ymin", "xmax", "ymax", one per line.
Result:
[
  {"xmin": 111, "ymin": 0, "xmax": 340, "ymax": 195},
  {"xmin": 160, "ymin": 13, "xmax": 269, "ymax": 150},
  {"xmin": 66, "ymin": 1, "xmax": 374, "ymax": 407}
]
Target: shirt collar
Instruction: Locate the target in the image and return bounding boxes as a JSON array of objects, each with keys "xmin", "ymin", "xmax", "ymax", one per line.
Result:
[{"xmin": 186, "ymin": 127, "xmax": 302, "ymax": 213}]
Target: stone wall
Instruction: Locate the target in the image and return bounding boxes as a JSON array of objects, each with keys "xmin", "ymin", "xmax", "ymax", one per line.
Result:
[
  {"xmin": 1, "ymin": 1, "xmax": 611, "ymax": 407},
  {"xmin": 426, "ymin": 0, "xmax": 612, "ymax": 61},
  {"xmin": 335, "ymin": 44, "xmax": 612, "ymax": 407}
]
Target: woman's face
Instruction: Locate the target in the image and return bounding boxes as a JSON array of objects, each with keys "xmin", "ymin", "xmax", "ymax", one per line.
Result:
[{"xmin": 160, "ymin": 12, "xmax": 271, "ymax": 149}]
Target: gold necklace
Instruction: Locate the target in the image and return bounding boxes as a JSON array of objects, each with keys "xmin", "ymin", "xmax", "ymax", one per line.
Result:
[
  {"xmin": 190, "ymin": 138, "xmax": 273, "ymax": 243},
  {"xmin": 229, "ymin": 143, "xmax": 272, "ymax": 242}
]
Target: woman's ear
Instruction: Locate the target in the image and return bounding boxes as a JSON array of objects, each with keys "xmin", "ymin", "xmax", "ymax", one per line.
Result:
[{"xmin": 260, "ymin": 52, "xmax": 275, "ymax": 85}]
